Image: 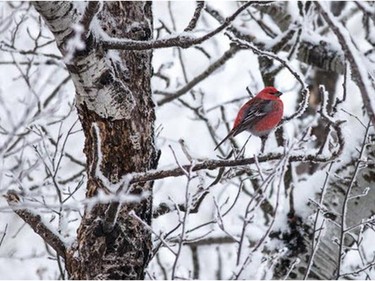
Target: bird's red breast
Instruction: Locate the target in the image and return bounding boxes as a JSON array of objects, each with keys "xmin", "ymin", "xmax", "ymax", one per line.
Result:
[
  {"xmin": 232, "ymin": 87, "xmax": 283, "ymax": 136},
  {"xmin": 214, "ymin": 87, "xmax": 284, "ymax": 151}
]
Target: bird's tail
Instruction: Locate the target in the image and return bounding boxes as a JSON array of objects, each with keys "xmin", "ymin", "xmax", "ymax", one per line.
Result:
[{"xmin": 214, "ymin": 131, "xmax": 234, "ymax": 151}]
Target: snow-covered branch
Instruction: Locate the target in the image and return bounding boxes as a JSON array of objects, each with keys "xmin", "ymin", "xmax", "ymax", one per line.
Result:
[
  {"xmin": 101, "ymin": 1, "xmax": 271, "ymax": 51},
  {"xmin": 129, "ymin": 132, "xmax": 345, "ymax": 184},
  {"xmin": 205, "ymin": 3, "xmax": 346, "ymax": 74},
  {"xmin": 316, "ymin": 2, "xmax": 375, "ymax": 126},
  {"xmin": 156, "ymin": 44, "xmax": 241, "ymax": 106},
  {"xmin": 4, "ymin": 190, "xmax": 67, "ymax": 259}
]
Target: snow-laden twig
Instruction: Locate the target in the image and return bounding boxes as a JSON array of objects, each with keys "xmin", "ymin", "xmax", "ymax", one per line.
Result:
[
  {"xmin": 157, "ymin": 44, "xmax": 241, "ymax": 106},
  {"xmin": 227, "ymin": 33, "xmax": 306, "ymax": 89},
  {"xmin": 101, "ymin": 2, "xmax": 272, "ymax": 51},
  {"xmin": 183, "ymin": 1, "xmax": 205, "ymax": 32},
  {"xmin": 304, "ymin": 162, "xmax": 333, "ymax": 279},
  {"xmin": 4, "ymin": 190, "xmax": 67, "ymax": 258},
  {"xmin": 336, "ymin": 120, "xmax": 372, "ymax": 279},
  {"xmin": 205, "ymin": 3, "xmax": 346, "ymax": 74},
  {"xmin": 339, "ymin": 258, "xmax": 375, "ymax": 279},
  {"xmin": 316, "ymin": 2, "xmax": 375, "ymax": 127}
]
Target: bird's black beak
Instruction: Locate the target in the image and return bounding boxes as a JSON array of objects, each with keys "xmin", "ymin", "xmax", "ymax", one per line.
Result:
[{"xmin": 275, "ymin": 91, "xmax": 283, "ymax": 97}]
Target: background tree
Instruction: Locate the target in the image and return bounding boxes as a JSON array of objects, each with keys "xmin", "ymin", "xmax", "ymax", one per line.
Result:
[{"xmin": 0, "ymin": 1, "xmax": 374, "ymax": 279}]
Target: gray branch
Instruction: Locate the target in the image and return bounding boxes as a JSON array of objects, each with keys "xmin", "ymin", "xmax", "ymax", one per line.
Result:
[
  {"xmin": 4, "ymin": 190, "xmax": 67, "ymax": 259},
  {"xmin": 130, "ymin": 120, "xmax": 344, "ymax": 185}
]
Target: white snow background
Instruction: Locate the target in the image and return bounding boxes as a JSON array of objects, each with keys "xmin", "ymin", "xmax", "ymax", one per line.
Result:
[{"xmin": 0, "ymin": 1, "xmax": 374, "ymax": 279}]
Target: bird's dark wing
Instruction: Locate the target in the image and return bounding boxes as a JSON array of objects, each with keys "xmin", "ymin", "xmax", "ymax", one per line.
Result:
[
  {"xmin": 233, "ymin": 99, "xmax": 274, "ymax": 136},
  {"xmin": 214, "ymin": 99, "xmax": 275, "ymax": 151}
]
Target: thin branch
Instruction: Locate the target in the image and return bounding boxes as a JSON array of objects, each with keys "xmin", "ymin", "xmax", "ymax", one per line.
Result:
[
  {"xmin": 339, "ymin": 259, "xmax": 375, "ymax": 278},
  {"xmin": 102, "ymin": 2, "xmax": 272, "ymax": 51},
  {"xmin": 0, "ymin": 224, "xmax": 7, "ymax": 248},
  {"xmin": 157, "ymin": 44, "xmax": 241, "ymax": 106},
  {"xmin": 129, "ymin": 135, "xmax": 344, "ymax": 185},
  {"xmin": 227, "ymin": 32, "xmax": 306, "ymax": 88},
  {"xmin": 304, "ymin": 162, "xmax": 333, "ymax": 279},
  {"xmin": 4, "ymin": 190, "xmax": 66, "ymax": 259},
  {"xmin": 336, "ymin": 120, "xmax": 372, "ymax": 278},
  {"xmin": 184, "ymin": 1, "xmax": 205, "ymax": 32}
]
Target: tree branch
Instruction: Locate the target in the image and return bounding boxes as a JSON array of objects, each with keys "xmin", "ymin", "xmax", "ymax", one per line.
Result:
[
  {"xmin": 101, "ymin": 1, "xmax": 272, "ymax": 51},
  {"xmin": 315, "ymin": 2, "xmax": 375, "ymax": 126},
  {"xmin": 130, "ymin": 123, "xmax": 344, "ymax": 185},
  {"xmin": 184, "ymin": 1, "xmax": 205, "ymax": 32},
  {"xmin": 4, "ymin": 190, "xmax": 67, "ymax": 259},
  {"xmin": 205, "ymin": 3, "xmax": 346, "ymax": 74},
  {"xmin": 157, "ymin": 44, "xmax": 241, "ymax": 106}
]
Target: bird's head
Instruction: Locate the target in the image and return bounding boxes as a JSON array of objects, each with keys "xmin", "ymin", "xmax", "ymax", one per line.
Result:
[{"xmin": 258, "ymin": 86, "xmax": 283, "ymax": 100}]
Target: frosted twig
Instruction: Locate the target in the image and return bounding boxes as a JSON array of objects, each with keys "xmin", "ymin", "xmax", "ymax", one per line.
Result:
[
  {"xmin": 157, "ymin": 44, "xmax": 241, "ymax": 106},
  {"xmin": 253, "ymin": 154, "xmax": 265, "ymax": 181},
  {"xmin": 184, "ymin": 1, "xmax": 205, "ymax": 32},
  {"xmin": 316, "ymin": 1, "xmax": 375, "ymax": 127},
  {"xmin": 205, "ymin": 3, "xmax": 346, "ymax": 74},
  {"xmin": 129, "ymin": 144, "xmax": 345, "ymax": 185},
  {"xmin": 284, "ymin": 258, "xmax": 300, "ymax": 280},
  {"xmin": 336, "ymin": 120, "xmax": 372, "ymax": 279},
  {"xmin": 235, "ymin": 159, "xmax": 282, "ymax": 267},
  {"xmin": 304, "ymin": 162, "xmax": 333, "ymax": 279},
  {"xmin": 171, "ymin": 157, "xmax": 193, "ymax": 279},
  {"xmin": 102, "ymin": 2, "xmax": 271, "ymax": 51},
  {"xmin": 129, "ymin": 210, "xmax": 177, "ymax": 256},
  {"xmin": 213, "ymin": 197, "xmax": 240, "ymax": 244},
  {"xmin": 227, "ymin": 33, "xmax": 306, "ymax": 89},
  {"xmin": 4, "ymin": 190, "xmax": 66, "ymax": 258},
  {"xmin": 252, "ymin": 152, "xmax": 289, "ymax": 253}
]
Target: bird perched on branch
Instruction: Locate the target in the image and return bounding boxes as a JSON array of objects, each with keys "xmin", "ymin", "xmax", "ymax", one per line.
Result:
[{"xmin": 214, "ymin": 86, "xmax": 283, "ymax": 152}]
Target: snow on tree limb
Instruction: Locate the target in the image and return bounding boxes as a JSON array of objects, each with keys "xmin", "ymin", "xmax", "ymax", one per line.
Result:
[
  {"xmin": 101, "ymin": 1, "xmax": 272, "ymax": 51},
  {"xmin": 205, "ymin": 3, "xmax": 346, "ymax": 74},
  {"xmin": 316, "ymin": 2, "xmax": 375, "ymax": 126},
  {"xmin": 4, "ymin": 190, "xmax": 67, "ymax": 259},
  {"xmin": 129, "ymin": 130, "xmax": 345, "ymax": 185}
]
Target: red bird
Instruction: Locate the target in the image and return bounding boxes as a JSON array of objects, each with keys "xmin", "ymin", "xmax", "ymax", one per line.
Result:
[{"xmin": 214, "ymin": 86, "xmax": 283, "ymax": 151}]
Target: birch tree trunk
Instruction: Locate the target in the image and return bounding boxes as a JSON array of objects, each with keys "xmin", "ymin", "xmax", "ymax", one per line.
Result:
[{"xmin": 32, "ymin": 2, "xmax": 157, "ymax": 279}]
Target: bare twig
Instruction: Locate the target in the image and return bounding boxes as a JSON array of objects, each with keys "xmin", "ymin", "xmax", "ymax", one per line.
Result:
[
  {"xmin": 0, "ymin": 224, "xmax": 7, "ymax": 248},
  {"xmin": 171, "ymin": 153, "xmax": 193, "ymax": 279}
]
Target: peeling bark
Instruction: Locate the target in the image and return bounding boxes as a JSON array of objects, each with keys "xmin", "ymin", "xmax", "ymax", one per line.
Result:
[{"xmin": 33, "ymin": 1, "xmax": 157, "ymax": 279}]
